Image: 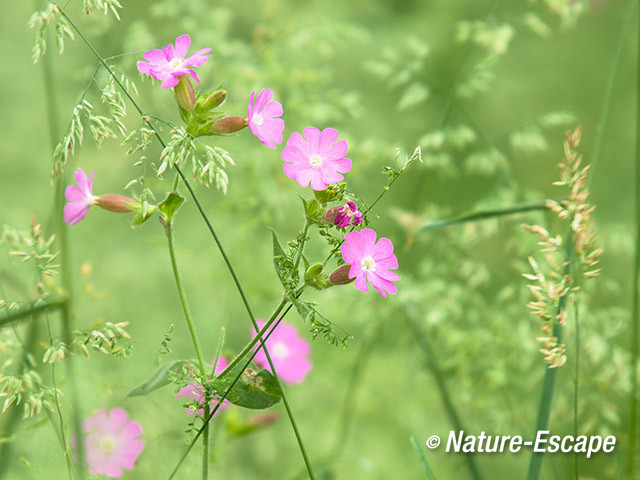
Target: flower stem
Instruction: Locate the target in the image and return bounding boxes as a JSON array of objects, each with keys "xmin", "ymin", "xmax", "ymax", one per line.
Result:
[
  {"xmin": 168, "ymin": 306, "xmax": 294, "ymax": 480},
  {"xmin": 164, "ymin": 220, "xmax": 208, "ymax": 478}
]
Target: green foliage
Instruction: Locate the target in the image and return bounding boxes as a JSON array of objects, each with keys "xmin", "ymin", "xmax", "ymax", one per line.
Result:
[
  {"xmin": 211, "ymin": 363, "xmax": 281, "ymax": 409},
  {"xmin": 127, "ymin": 360, "xmax": 193, "ymax": 398}
]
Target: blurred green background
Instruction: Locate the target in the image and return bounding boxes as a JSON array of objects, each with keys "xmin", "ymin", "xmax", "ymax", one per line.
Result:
[{"xmin": 1, "ymin": 0, "xmax": 638, "ymax": 478}]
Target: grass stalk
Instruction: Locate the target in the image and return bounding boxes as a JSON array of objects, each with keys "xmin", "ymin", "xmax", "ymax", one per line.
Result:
[
  {"xmin": 406, "ymin": 316, "xmax": 482, "ymax": 480},
  {"xmin": 629, "ymin": 0, "xmax": 640, "ymax": 473},
  {"xmin": 526, "ymin": 241, "xmax": 573, "ymax": 480}
]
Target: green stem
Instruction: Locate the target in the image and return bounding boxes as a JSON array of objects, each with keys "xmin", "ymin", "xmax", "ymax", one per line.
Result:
[
  {"xmin": 526, "ymin": 240, "xmax": 573, "ymax": 480},
  {"xmin": 416, "ymin": 201, "xmax": 551, "ymax": 234},
  {"xmin": 219, "ymin": 298, "xmax": 287, "ymax": 376},
  {"xmin": 46, "ymin": 316, "xmax": 74, "ymax": 480},
  {"xmin": 406, "ymin": 316, "xmax": 482, "ymax": 480},
  {"xmin": 590, "ymin": 0, "xmax": 640, "ymax": 186},
  {"xmin": 630, "ymin": 0, "xmax": 640, "ymax": 474},
  {"xmin": 164, "ymin": 221, "xmax": 207, "ymax": 374},
  {"xmin": 0, "ymin": 296, "xmax": 67, "ymax": 328},
  {"xmin": 573, "ymin": 296, "xmax": 580, "ymax": 480},
  {"xmin": 169, "ymin": 306, "xmax": 294, "ymax": 480},
  {"xmin": 61, "ymin": 303, "xmax": 85, "ymax": 480},
  {"xmin": 410, "ymin": 435, "xmax": 438, "ymax": 480},
  {"xmin": 164, "ymin": 220, "xmax": 208, "ymax": 478}
]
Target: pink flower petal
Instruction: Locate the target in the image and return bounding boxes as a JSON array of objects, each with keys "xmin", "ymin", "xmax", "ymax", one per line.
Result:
[{"xmin": 174, "ymin": 34, "xmax": 191, "ymax": 58}]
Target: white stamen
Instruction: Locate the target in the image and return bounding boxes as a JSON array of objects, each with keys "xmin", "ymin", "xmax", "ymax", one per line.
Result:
[
  {"xmin": 272, "ymin": 342, "xmax": 289, "ymax": 359},
  {"xmin": 252, "ymin": 113, "xmax": 264, "ymax": 126},
  {"xmin": 309, "ymin": 154, "xmax": 323, "ymax": 168},
  {"xmin": 361, "ymin": 256, "xmax": 376, "ymax": 272}
]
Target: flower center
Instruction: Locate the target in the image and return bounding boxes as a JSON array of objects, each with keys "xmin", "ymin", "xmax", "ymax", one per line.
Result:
[
  {"xmin": 272, "ymin": 342, "xmax": 289, "ymax": 359},
  {"xmin": 309, "ymin": 154, "xmax": 324, "ymax": 168},
  {"xmin": 252, "ymin": 113, "xmax": 264, "ymax": 126},
  {"xmin": 169, "ymin": 58, "xmax": 183, "ymax": 69},
  {"xmin": 100, "ymin": 436, "xmax": 117, "ymax": 453},
  {"xmin": 361, "ymin": 256, "xmax": 376, "ymax": 272}
]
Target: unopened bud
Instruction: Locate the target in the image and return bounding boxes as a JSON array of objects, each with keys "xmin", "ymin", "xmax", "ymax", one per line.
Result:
[
  {"xmin": 329, "ymin": 265, "xmax": 354, "ymax": 285},
  {"xmin": 304, "ymin": 263, "xmax": 324, "ymax": 283},
  {"xmin": 322, "ymin": 206, "xmax": 341, "ymax": 225},
  {"xmin": 202, "ymin": 90, "xmax": 227, "ymax": 110},
  {"xmin": 211, "ymin": 116, "xmax": 248, "ymax": 134},
  {"xmin": 173, "ymin": 75, "xmax": 196, "ymax": 111},
  {"xmin": 95, "ymin": 195, "xmax": 135, "ymax": 213}
]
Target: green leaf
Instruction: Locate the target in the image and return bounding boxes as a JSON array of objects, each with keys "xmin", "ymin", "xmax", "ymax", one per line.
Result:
[
  {"xmin": 127, "ymin": 360, "xmax": 192, "ymax": 398},
  {"xmin": 271, "ymin": 229, "xmax": 291, "ymax": 288},
  {"xmin": 291, "ymin": 296, "xmax": 315, "ymax": 322},
  {"xmin": 159, "ymin": 192, "xmax": 185, "ymax": 223},
  {"xmin": 212, "ymin": 363, "xmax": 281, "ymax": 409}
]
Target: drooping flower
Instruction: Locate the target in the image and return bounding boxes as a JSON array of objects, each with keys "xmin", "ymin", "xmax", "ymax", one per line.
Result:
[
  {"xmin": 176, "ymin": 356, "xmax": 230, "ymax": 416},
  {"xmin": 252, "ymin": 320, "xmax": 311, "ymax": 384},
  {"xmin": 323, "ymin": 201, "xmax": 364, "ymax": 228},
  {"xmin": 74, "ymin": 408, "xmax": 144, "ymax": 478},
  {"xmin": 281, "ymin": 127, "xmax": 351, "ymax": 191},
  {"xmin": 137, "ymin": 34, "xmax": 211, "ymax": 89},
  {"xmin": 64, "ymin": 169, "xmax": 135, "ymax": 225},
  {"xmin": 340, "ymin": 228, "xmax": 400, "ymax": 297},
  {"xmin": 247, "ymin": 88, "xmax": 284, "ymax": 149},
  {"xmin": 64, "ymin": 168, "xmax": 97, "ymax": 225}
]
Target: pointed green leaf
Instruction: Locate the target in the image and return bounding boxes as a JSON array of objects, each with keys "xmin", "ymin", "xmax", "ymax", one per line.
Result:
[
  {"xmin": 212, "ymin": 363, "xmax": 281, "ymax": 409},
  {"xmin": 159, "ymin": 192, "xmax": 185, "ymax": 223},
  {"xmin": 127, "ymin": 360, "xmax": 192, "ymax": 398}
]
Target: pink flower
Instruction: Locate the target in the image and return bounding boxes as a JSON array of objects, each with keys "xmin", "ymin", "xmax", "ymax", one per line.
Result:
[
  {"xmin": 247, "ymin": 88, "xmax": 284, "ymax": 149},
  {"xmin": 73, "ymin": 408, "xmax": 144, "ymax": 478},
  {"xmin": 252, "ymin": 320, "xmax": 311, "ymax": 384},
  {"xmin": 334, "ymin": 201, "xmax": 364, "ymax": 228},
  {"xmin": 281, "ymin": 127, "xmax": 352, "ymax": 191},
  {"xmin": 340, "ymin": 228, "xmax": 400, "ymax": 297},
  {"xmin": 64, "ymin": 168, "xmax": 97, "ymax": 225},
  {"xmin": 176, "ymin": 356, "xmax": 230, "ymax": 416},
  {"xmin": 137, "ymin": 34, "xmax": 211, "ymax": 89}
]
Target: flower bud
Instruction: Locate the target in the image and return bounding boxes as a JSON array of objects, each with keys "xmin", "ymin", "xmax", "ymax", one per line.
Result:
[
  {"xmin": 304, "ymin": 263, "xmax": 324, "ymax": 283},
  {"xmin": 173, "ymin": 75, "xmax": 196, "ymax": 111},
  {"xmin": 322, "ymin": 206, "xmax": 340, "ymax": 225},
  {"xmin": 329, "ymin": 265, "xmax": 354, "ymax": 285},
  {"xmin": 95, "ymin": 195, "xmax": 135, "ymax": 213},
  {"xmin": 202, "ymin": 90, "xmax": 227, "ymax": 110},
  {"xmin": 210, "ymin": 116, "xmax": 248, "ymax": 134}
]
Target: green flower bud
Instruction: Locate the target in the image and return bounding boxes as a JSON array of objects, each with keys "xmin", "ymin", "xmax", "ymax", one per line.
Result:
[
  {"xmin": 173, "ymin": 75, "xmax": 196, "ymax": 111},
  {"xmin": 304, "ymin": 263, "xmax": 324, "ymax": 283},
  {"xmin": 202, "ymin": 90, "xmax": 227, "ymax": 110},
  {"xmin": 210, "ymin": 116, "xmax": 248, "ymax": 134}
]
